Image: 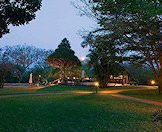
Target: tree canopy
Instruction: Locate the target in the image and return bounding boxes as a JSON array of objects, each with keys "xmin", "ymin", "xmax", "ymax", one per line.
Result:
[
  {"xmin": 0, "ymin": 0, "xmax": 42, "ymax": 37},
  {"xmin": 47, "ymin": 38, "xmax": 81, "ymax": 82},
  {"xmin": 75, "ymin": 0, "xmax": 162, "ymax": 92},
  {"xmin": 0, "ymin": 45, "xmax": 51, "ymax": 87}
]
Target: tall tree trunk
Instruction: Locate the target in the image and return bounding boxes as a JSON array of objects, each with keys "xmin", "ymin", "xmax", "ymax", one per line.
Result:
[
  {"xmin": 158, "ymin": 69, "xmax": 162, "ymax": 94},
  {"xmin": 158, "ymin": 50, "xmax": 162, "ymax": 94},
  {"xmin": 62, "ymin": 64, "xmax": 67, "ymax": 83}
]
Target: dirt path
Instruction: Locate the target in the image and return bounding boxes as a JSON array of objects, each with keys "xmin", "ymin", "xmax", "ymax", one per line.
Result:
[
  {"xmin": 109, "ymin": 94, "xmax": 162, "ymax": 106},
  {"xmin": 99, "ymin": 88, "xmax": 162, "ymax": 107}
]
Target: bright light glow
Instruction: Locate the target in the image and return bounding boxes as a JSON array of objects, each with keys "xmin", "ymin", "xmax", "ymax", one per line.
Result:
[
  {"xmin": 80, "ymin": 56, "xmax": 86, "ymax": 61},
  {"xmin": 95, "ymin": 82, "xmax": 99, "ymax": 87},
  {"xmin": 151, "ymin": 80, "xmax": 156, "ymax": 85}
]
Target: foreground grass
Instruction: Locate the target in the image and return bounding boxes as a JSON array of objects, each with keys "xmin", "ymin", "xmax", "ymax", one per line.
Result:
[
  {"xmin": 0, "ymin": 94, "xmax": 161, "ymax": 131},
  {"xmin": 121, "ymin": 88, "xmax": 162, "ymax": 102}
]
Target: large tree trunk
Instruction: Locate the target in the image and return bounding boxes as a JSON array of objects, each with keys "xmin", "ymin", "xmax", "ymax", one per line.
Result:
[
  {"xmin": 99, "ymin": 80, "xmax": 107, "ymax": 88},
  {"xmin": 158, "ymin": 71, "xmax": 162, "ymax": 94},
  {"xmin": 98, "ymin": 75, "xmax": 109, "ymax": 88},
  {"xmin": 159, "ymin": 67, "xmax": 162, "ymax": 94},
  {"xmin": 61, "ymin": 64, "xmax": 67, "ymax": 84},
  {"xmin": 158, "ymin": 49, "xmax": 162, "ymax": 94}
]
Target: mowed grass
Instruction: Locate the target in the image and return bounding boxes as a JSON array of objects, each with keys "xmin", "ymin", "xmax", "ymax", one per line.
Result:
[
  {"xmin": 0, "ymin": 94, "xmax": 161, "ymax": 132},
  {"xmin": 0, "ymin": 85, "xmax": 148, "ymax": 96},
  {"xmin": 0, "ymin": 87, "xmax": 37, "ymax": 95},
  {"xmin": 120, "ymin": 88, "xmax": 162, "ymax": 102},
  {"xmin": 0, "ymin": 85, "xmax": 95, "ymax": 95},
  {"xmin": 38, "ymin": 85, "xmax": 95, "ymax": 92}
]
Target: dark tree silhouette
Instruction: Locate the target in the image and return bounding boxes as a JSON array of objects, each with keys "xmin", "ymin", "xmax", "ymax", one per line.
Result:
[
  {"xmin": 48, "ymin": 38, "xmax": 81, "ymax": 83},
  {"xmin": 0, "ymin": 0, "xmax": 42, "ymax": 38}
]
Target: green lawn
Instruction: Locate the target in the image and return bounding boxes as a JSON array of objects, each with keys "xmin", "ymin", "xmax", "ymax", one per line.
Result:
[
  {"xmin": 38, "ymin": 85, "xmax": 95, "ymax": 92},
  {"xmin": 0, "ymin": 85, "xmax": 148, "ymax": 96},
  {"xmin": 0, "ymin": 85, "xmax": 153, "ymax": 95},
  {"xmin": 0, "ymin": 85, "xmax": 161, "ymax": 131},
  {"xmin": 37, "ymin": 85, "xmax": 146, "ymax": 92},
  {"xmin": 0, "ymin": 94, "xmax": 161, "ymax": 131},
  {"xmin": 0, "ymin": 87, "xmax": 37, "ymax": 95},
  {"xmin": 99, "ymin": 85, "xmax": 151, "ymax": 90},
  {"xmin": 0, "ymin": 85, "xmax": 95, "ymax": 95}
]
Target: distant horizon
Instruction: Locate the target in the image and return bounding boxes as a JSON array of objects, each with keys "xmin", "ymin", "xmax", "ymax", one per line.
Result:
[{"xmin": 0, "ymin": 0, "xmax": 96, "ymax": 59}]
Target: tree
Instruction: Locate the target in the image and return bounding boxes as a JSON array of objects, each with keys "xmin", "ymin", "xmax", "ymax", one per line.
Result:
[
  {"xmin": 75, "ymin": 0, "xmax": 162, "ymax": 93},
  {"xmin": 0, "ymin": 48, "xmax": 14, "ymax": 88},
  {"xmin": 29, "ymin": 66, "xmax": 60, "ymax": 84},
  {"xmin": 82, "ymin": 32, "xmax": 126, "ymax": 87},
  {"xmin": 47, "ymin": 38, "xmax": 81, "ymax": 83},
  {"xmin": 124, "ymin": 63, "xmax": 154, "ymax": 85},
  {"xmin": 0, "ymin": 0, "xmax": 42, "ymax": 38},
  {"xmin": 1, "ymin": 45, "xmax": 50, "ymax": 82}
]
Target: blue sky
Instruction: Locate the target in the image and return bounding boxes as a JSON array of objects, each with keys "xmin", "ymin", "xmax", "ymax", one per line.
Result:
[{"xmin": 0, "ymin": 0, "xmax": 95, "ymax": 58}]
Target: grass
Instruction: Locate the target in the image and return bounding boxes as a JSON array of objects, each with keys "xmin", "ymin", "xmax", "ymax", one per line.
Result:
[
  {"xmin": 99, "ymin": 85, "xmax": 150, "ymax": 90},
  {"xmin": 0, "ymin": 85, "xmax": 148, "ymax": 96},
  {"xmin": 120, "ymin": 88, "xmax": 162, "ymax": 102},
  {"xmin": 0, "ymin": 85, "xmax": 95, "ymax": 96},
  {"xmin": 38, "ymin": 84, "xmax": 95, "ymax": 92},
  {"xmin": 0, "ymin": 94, "xmax": 161, "ymax": 131},
  {"xmin": 0, "ymin": 87, "xmax": 37, "ymax": 95}
]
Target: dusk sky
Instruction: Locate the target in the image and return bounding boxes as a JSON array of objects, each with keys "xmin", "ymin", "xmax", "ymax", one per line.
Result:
[{"xmin": 0, "ymin": 0, "xmax": 95, "ymax": 58}]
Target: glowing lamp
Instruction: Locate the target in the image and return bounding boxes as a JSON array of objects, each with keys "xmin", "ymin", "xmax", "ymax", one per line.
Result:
[
  {"xmin": 151, "ymin": 80, "xmax": 155, "ymax": 85},
  {"xmin": 95, "ymin": 82, "xmax": 99, "ymax": 87}
]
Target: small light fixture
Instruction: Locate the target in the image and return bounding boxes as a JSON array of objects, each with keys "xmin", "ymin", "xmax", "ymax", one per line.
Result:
[
  {"xmin": 95, "ymin": 82, "xmax": 99, "ymax": 87},
  {"xmin": 95, "ymin": 82, "xmax": 99, "ymax": 94},
  {"xmin": 151, "ymin": 80, "xmax": 156, "ymax": 85}
]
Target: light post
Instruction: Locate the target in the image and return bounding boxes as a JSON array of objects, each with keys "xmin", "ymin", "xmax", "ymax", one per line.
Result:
[
  {"xmin": 95, "ymin": 82, "xmax": 99, "ymax": 94},
  {"xmin": 151, "ymin": 80, "xmax": 156, "ymax": 85}
]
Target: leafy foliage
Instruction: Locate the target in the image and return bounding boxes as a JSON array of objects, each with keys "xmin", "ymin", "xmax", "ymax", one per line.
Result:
[
  {"xmin": 0, "ymin": 0, "xmax": 42, "ymax": 37},
  {"xmin": 124, "ymin": 63, "xmax": 154, "ymax": 85},
  {"xmin": 84, "ymin": 34, "xmax": 126, "ymax": 87},
  {"xmin": 0, "ymin": 45, "xmax": 51, "ymax": 86},
  {"xmin": 48, "ymin": 38, "xmax": 81, "ymax": 82},
  {"xmin": 76, "ymin": 0, "xmax": 162, "ymax": 92}
]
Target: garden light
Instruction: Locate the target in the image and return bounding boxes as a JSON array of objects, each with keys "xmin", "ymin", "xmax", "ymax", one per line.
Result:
[
  {"xmin": 95, "ymin": 82, "xmax": 99, "ymax": 87},
  {"xmin": 95, "ymin": 82, "xmax": 99, "ymax": 94},
  {"xmin": 151, "ymin": 80, "xmax": 156, "ymax": 85}
]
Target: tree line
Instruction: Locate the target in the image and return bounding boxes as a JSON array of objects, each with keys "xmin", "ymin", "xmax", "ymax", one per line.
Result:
[
  {"xmin": 0, "ymin": 38, "xmax": 82, "ymax": 88},
  {"xmin": 0, "ymin": 0, "xmax": 158, "ymax": 91},
  {"xmin": 74, "ymin": 0, "xmax": 162, "ymax": 93},
  {"xmin": 0, "ymin": 45, "xmax": 52, "ymax": 87},
  {"xmin": 0, "ymin": 40, "xmax": 154, "ymax": 88}
]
